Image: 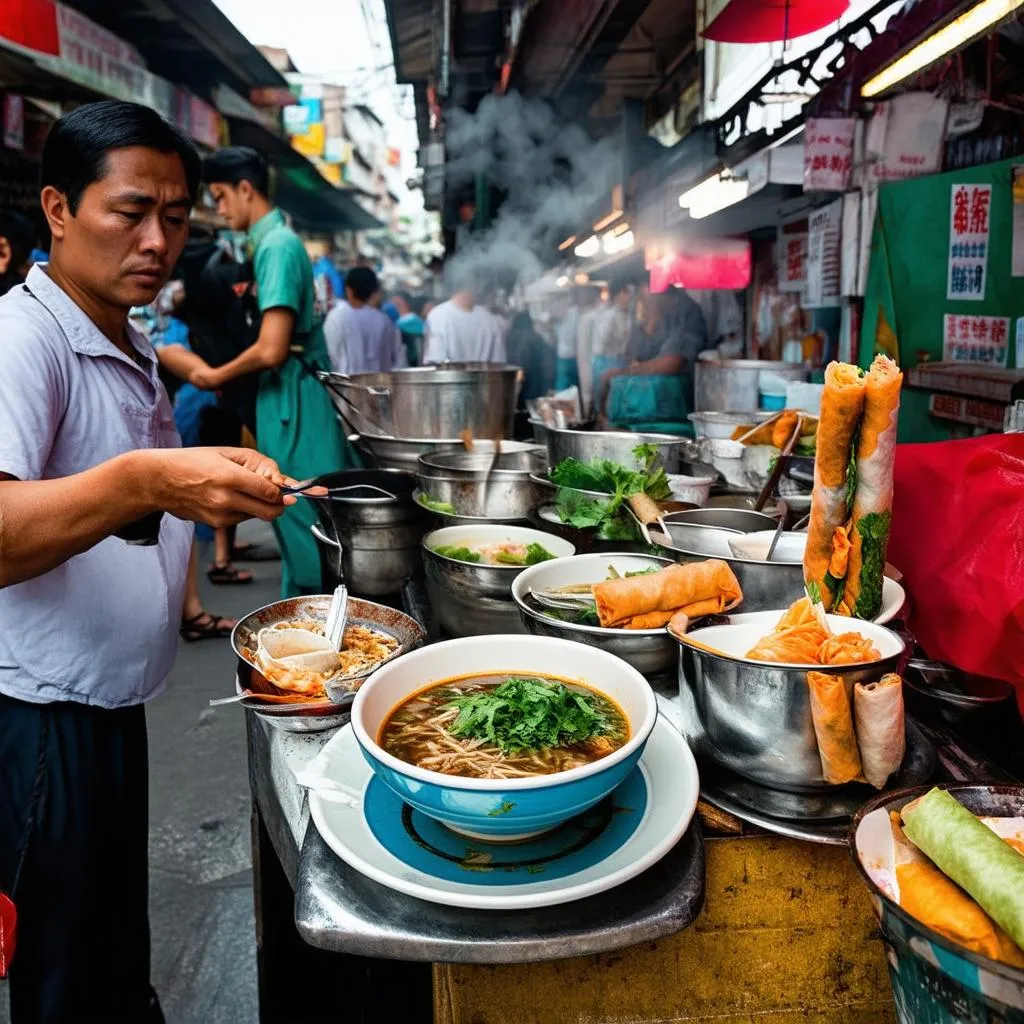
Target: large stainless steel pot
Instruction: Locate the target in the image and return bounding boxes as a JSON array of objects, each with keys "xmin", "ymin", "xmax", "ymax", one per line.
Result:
[
  {"xmin": 352, "ymin": 434, "xmax": 538, "ymax": 474},
  {"xmin": 309, "ymin": 470, "xmax": 427, "ymax": 596},
  {"xmin": 319, "ymin": 364, "xmax": 522, "ymax": 440},
  {"xmin": 674, "ymin": 613, "xmax": 905, "ymax": 790},
  {"xmin": 546, "ymin": 428, "xmax": 685, "ymax": 472},
  {"xmin": 416, "ymin": 449, "xmax": 548, "ymax": 519},
  {"xmin": 694, "ymin": 359, "xmax": 806, "ymax": 413}
]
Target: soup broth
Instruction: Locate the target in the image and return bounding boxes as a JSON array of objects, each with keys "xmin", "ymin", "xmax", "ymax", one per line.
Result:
[{"xmin": 379, "ymin": 673, "xmax": 629, "ymax": 779}]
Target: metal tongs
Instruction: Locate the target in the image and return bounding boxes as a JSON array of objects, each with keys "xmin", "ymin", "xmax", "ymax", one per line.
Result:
[{"xmin": 281, "ymin": 478, "xmax": 397, "ymax": 500}]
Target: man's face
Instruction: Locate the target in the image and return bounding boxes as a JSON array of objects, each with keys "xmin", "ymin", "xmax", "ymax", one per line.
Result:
[
  {"xmin": 48, "ymin": 146, "xmax": 191, "ymax": 309},
  {"xmin": 208, "ymin": 182, "xmax": 251, "ymax": 231},
  {"xmin": 614, "ymin": 288, "xmax": 631, "ymax": 311}
]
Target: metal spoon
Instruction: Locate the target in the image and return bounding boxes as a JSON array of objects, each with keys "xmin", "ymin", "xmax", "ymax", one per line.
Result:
[
  {"xmin": 765, "ymin": 499, "xmax": 787, "ymax": 562},
  {"xmin": 324, "ymin": 584, "xmax": 349, "ymax": 652}
]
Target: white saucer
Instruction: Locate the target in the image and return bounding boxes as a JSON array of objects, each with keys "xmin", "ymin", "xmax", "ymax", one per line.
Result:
[{"xmin": 308, "ymin": 716, "xmax": 699, "ymax": 910}]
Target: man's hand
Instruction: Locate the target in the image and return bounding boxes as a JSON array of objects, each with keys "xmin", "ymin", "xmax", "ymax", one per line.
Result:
[
  {"xmin": 141, "ymin": 447, "xmax": 299, "ymax": 527},
  {"xmin": 189, "ymin": 362, "xmax": 224, "ymax": 391}
]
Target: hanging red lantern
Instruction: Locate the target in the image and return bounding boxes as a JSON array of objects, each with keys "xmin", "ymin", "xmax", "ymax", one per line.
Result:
[{"xmin": 703, "ymin": 0, "xmax": 850, "ymax": 44}]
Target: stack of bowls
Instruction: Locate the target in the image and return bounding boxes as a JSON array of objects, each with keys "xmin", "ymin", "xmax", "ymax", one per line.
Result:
[{"xmin": 422, "ymin": 524, "xmax": 575, "ymax": 637}]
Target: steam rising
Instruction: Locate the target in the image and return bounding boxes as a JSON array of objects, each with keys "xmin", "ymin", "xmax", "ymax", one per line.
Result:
[{"xmin": 443, "ymin": 91, "xmax": 618, "ymax": 291}]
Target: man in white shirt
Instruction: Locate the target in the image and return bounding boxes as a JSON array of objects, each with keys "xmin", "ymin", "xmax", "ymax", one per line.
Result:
[
  {"xmin": 422, "ymin": 274, "xmax": 507, "ymax": 364},
  {"xmin": 323, "ymin": 266, "xmax": 407, "ymax": 375}
]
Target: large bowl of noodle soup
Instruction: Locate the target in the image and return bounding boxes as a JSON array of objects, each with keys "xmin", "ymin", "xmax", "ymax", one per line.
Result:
[{"xmin": 351, "ymin": 634, "xmax": 658, "ymax": 840}]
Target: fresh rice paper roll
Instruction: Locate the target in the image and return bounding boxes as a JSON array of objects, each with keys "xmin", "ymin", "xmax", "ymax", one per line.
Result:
[
  {"xmin": 842, "ymin": 355, "xmax": 903, "ymax": 619},
  {"xmin": 807, "ymin": 671, "xmax": 863, "ymax": 784},
  {"xmin": 902, "ymin": 788, "xmax": 1024, "ymax": 953},
  {"xmin": 854, "ymin": 673, "xmax": 905, "ymax": 788},
  {"xmin": 804, "ymin": 363, "xmax": 867, "ymax": 610}
]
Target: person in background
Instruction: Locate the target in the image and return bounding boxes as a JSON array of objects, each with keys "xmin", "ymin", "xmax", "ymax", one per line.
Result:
[
  {"xmin": 423, "ymin": 270, "xmax": 507, "ymax": 364},
  {"xmin": 0, "ymin": 209, "xmax": 34, "ymax": 297},
  {"xmin": 589, "ymin": 278, "xmax": 633, "ymax": 416},
  {"xmin": 506, "ymin": 311, "xmax": 556, "ymax": 408},
  {"xmin": 390, "ymin": 291, "xmax": 424, "ymax": 366},
  {"xmin": 308, "ymin": 237, "xmax": 343, "ymax": 314},
  {"xmin": 576, "ymin": 286, "xmax": 605, "ymax": 416},
  {"xmin": 380, "ymin": 297, "xmax": 400, "ymax": 323},
  {"xmin": 324, "ymin": 266, "xmax": 407, "ymax": 375},
  {"xmin": 181, "ymin": 146, "xmax": 356, "ymax": 598},
  {"xmin": 0, "ymin": 99, "xmax": 301, "ymax": 1024}
]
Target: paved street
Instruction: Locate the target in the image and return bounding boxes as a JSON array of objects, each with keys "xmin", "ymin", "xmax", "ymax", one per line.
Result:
[{"xmin": 1, "ymin": 521, "xmax": 279, "ymax": 1024}]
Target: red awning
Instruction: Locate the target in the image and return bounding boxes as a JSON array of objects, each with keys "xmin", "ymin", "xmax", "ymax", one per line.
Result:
[{"xmin": 703, "ymin": 0, "xmax": 849, "ymax": 44}]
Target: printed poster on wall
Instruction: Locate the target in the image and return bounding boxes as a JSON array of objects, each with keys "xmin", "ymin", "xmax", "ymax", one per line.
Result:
[
  {"xmin": 803, "ymin": 118, "xmax": 855, "ymax": 192},
  {"xmin": 806, "ymin": 200, "xmax": 842, "ymax": 307},
  {"xmin": 947, "ymin": 183, "xmax": 991, "ymax": 300},
  {"xmin": 778, "ymin": 233, "xmax": 808, "ymax": 293},
  {"xmin": 942, "ymin": 314, "xmax": 1009, "ymax": 366}
]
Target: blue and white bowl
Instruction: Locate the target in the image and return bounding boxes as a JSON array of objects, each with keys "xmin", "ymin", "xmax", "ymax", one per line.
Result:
[{"xmin": 350, "ymin": 635, "xmax": 658, "ymax": 840}]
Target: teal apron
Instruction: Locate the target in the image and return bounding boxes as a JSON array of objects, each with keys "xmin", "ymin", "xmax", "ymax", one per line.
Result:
[
  {"xmin": 605, "ymin": 373, "xmax": 693, "ymax": 436},
  {"xmin": 555, "ymin": 356, "xmax": 579, "ymax": 392},
  {"xmin": 257, "ymin": 325, "xmax": 360, "ymax": 597}
]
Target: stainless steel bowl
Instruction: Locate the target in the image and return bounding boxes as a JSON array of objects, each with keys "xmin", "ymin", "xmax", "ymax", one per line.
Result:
[
  {"xmin": 546, "ymin": 427, "xmax": 685, "ymax": 473},
  {"xmin": 229, "ymin": 595, "xmax": 427, "ymax": 730},
  {"xmin": 415, "ymin": 449, "xmax": 548, "ymax": 519},
  {"xmin": 413, "ymin": 489, "xmax": 527, "ymax": 526},
  {"xmin": 511, "ymin": 552, "xmax": 678, "ymax": 676},
  {"xmin": 354, "ymin": 434, "xmax": 539, "ymax": 473},
  {"xmin": 674, "ymin": 612, "xmax": 906, "ymax": 790},
  {"xmin": 421, "ymin": 525, "xmax": 576, "ymax": 637},
  {"xmin": 665, "ymin": 508, "xmax": 779, "ymax": 533},
  {"xmin": 417, "ymin": 447, "xmax": 544, "ymax": 476}
]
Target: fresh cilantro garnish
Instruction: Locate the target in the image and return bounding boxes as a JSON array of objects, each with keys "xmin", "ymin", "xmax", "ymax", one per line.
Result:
[{"xmin": 445, "ymin": 677, "xmax": 614, "ymax": 754}]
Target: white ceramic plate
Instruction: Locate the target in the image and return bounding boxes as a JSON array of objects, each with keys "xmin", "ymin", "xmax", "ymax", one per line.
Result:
[{"xmin": 309, "ymin": 717, "xmax": 699, "ymax": 910}]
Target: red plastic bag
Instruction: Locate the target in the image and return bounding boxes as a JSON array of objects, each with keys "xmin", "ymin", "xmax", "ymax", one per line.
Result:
[
  {"xmin": 0, "ymin": 890, "xmax": 15, "ymax": 977},
  {"xmin": 889, "ymin": 434, "xmax": 1024, "ymax": 712}
]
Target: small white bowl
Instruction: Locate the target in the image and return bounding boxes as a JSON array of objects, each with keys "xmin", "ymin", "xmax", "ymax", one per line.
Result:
[{"xmin": 667, "ymin": 473, "xmax": 715, "ymax": 506}]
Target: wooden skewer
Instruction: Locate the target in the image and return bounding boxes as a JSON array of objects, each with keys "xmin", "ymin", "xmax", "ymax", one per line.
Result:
[{"xmin": 734, "ymin": 409, "xmax": 786, "ymax": 445}]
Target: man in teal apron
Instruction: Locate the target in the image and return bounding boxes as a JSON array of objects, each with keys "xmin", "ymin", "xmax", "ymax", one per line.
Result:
[
  {"xmin": 600, "ymin": 285, "xmax": 709, "ymax": 434},
  {"xmin": 188, "ymin": 147, "xmax": 357, "ymax": 597}
]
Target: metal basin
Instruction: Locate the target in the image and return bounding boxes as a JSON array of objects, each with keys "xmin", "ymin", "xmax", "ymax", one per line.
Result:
[
  {"xmin": 674, "ymin": 612, "xmax": 905, "ymax": 790},
  {"xmin": 229, "ymin": 595, "xmax": 426, "ymax": 731},
  {"xmin": 545, "ymin": 427, "xmax": 685, "ymax": 473},
  {"xmin": 511, "ymin": 552, "xmax": 678, "ymax": 677},
  {"xmin": 421, "ymin": 524, "xmax": 575, "ymax": 637},
  {"xmin": 416, "ymin": 449, "xmax": 548, "ymax": 519},
  {"xmin": 320, "ymin": 363, "xmax": 521, "ymax": 439},
  {"xmin": 353, "ymin": 434, "xmax": 537, "ymax": 473},
  {"xmin": 308, "ymin": 470, "xmax": 427, "ymax": 597},
  {"xmin": 694, "ymin": 359, "xmax": 806, "ymax": 413}
]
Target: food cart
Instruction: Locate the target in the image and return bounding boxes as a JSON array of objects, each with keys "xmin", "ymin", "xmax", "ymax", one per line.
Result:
[{"xmin": 232, "ymin": 366, "xmax": 1024, "ymax": 1023}]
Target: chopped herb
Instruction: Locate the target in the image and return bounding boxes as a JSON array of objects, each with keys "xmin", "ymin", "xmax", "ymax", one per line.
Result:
[
  {"xmin": 845, "ymin": 442, "xmax": 858, "ymax": 511},
  {"xmin": 525, "ymin": 865, "xmax": 545, "ymax": 875},
  {"xmin": 419, "ymin": 493, "xmax": 457, "ymax": 514},
  {"xmin": 824, "ymin": 570, "xmax": 845, "ymax": 607},
  {"xmin": 853, "ymin": 511, "xmax": 892, "ymax": 619},
  {"xmin": 487, "ymin": 800, "xmax": 517, "ymax": 817},
  {"xmin": 805, "ymin": 580, "xmax": 823, "ymax": 605},
  {"xmin": 625, "ymin": 567, "xmax": 659, "ymax": 577},
  {"xmin": 445, "ymin": 676, "xmax": 613, "ymax": 754},
  {"xmin": 540, "ymin": 606, "xmax": 601, "ymax": 627},
  {"xmin": 432, "ymin": 545, "xmax": 482, "ymax": 563},
  {"xmin": 493, "ymin": 543, "xmax": 557, "ymax": 566}
]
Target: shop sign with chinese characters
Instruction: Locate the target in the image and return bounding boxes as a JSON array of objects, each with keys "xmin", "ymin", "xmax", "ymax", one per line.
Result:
[
  {"xmin": 942, "ymin": 314, "xmax": 1009, "ymax": 366},
  {"xmin": 778, "ymin": 233, "xmax": 808, "ymax": 293},
  {"xmin": 947, "ymin": 183, "xmax": 991, "ymax": 300},
  {"xmin": 803, "ymin": 118, "xmax": 855, "ymax": 192}
]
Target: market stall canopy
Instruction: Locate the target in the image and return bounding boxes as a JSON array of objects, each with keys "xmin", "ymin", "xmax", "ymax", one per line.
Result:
[
  {"xmin": 227, "ymin": 118, "xmax": 383, "ymax": 233},
  {"xmin": 703, "ymin": 0, "xmax": 850, "ymax": 43}
]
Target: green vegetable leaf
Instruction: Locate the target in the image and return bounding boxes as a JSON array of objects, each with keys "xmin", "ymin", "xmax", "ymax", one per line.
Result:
[
  {"xmin": 625, "ymin": 567, "xmax": 659, "ymax": 577},
  {"xmin": 432, "ymin": 545, "xmax": 482, "ymax": 563},
  {"xmin": 632, "ymin": 442, "xmax": 658, "ymax": 465},
  {"xmin": 853, "ymin": 511, "xmax": 892, "ymax": 619},
  {"xmin": 541, "ymin": 606, "xmax": 601, "ymax": 626},
  {"xmin": 445, "ymin": 676, "xmax": 616, "ymax": 754},
  {"xmin": 419, "ymin": 493, "xmax": 457, "ymax": 514},
  {"xmin": 805, "ymin": 580, "xmax": 823, "ymax": 605},
  {"xmin": 525, "ymin": 542, "xmax": 556, "ymax": 565}
]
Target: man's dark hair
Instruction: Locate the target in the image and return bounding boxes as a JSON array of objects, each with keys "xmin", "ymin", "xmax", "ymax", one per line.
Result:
[
  {"xmin": 345, "ymin": 266, "xmax": 379, "ymax": 303},
  {"xmin": 607, "ymin": 276, "xmax": 632, "ymax": 298},
  {"xmin": 204, "ymin": 147, "xmax": 270, "ymax": 197},
  {"xmin": 0, "ymin": 209, "xmax": 35, "ymax": 269},
  {"xmin": 41, "ymin": 100, "xmax": 201, "ymax": 215}
]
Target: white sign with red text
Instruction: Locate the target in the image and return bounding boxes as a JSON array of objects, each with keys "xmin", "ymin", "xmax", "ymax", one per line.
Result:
[
  {"xmin": 803, "ymin": 118, "xmax": 855, "ymax": 193},
  {"xmin": 947, "ymin": 183, "xmax": 991, "ymax": 301},
  {"xmin": 942, "ymin": 313, "xmax": 1009, "ymax": 366}
]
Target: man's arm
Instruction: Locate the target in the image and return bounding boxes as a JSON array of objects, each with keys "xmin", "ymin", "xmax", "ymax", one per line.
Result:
[
  {"xmin": 190, "ymin": 308, "xmax": 293, "ymax": 389},
  {"xmin": 0, "ymin": 447, "xmax": 295, "ymax": 588},
  {"xmin": 155, "ymin": 344, "xmax": 206, "ymax": 380}
]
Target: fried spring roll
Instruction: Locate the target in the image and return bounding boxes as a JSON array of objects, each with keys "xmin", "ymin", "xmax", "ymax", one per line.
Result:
[
  {"xmin": 807, "ymin": 671, "xmax": 863, "ymax": 784},
  {"xmin": 804, "ymin": 363, "xmax": 867, "ymax": 610},
  {"xmin": 843, "ymin": 355, "xmax": 903, "ymax": 619},
  {"xmin": 854, "ymin": 673, "xmax": 905, "ymax": 788},
  {"xmin": 592, "ymin": 560, "xmax": 742, "ymax": 628}
]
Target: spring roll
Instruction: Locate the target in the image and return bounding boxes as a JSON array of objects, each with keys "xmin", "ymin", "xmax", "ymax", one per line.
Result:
[
  {"xmin": 804, "ymin": 363, "xmax": 867, "ymax": 610},
  {"xmin": 843, "ymin": 355, "xmax": 903, "ymax": 619},
  {"xmin": 902, "ymin": 788, "xmax": 1024, "ymax": 953},
  {"xmin": 593, "ymin": 560, "xmax": 742, "ymax": 628},
  {"xmin": 818, "ymin": 632, "xmax": 880, "ymax": 666},
  {"xmin": 807, "ymin": 671, "xmax": 863, "ymax": 784},
  {"xmin": 854, "ymin": 674, "xmax": 905, "ymax": 788},
  {"xmin": 620, "ymin": 609, "xmax": 677, "ymax": 630}
]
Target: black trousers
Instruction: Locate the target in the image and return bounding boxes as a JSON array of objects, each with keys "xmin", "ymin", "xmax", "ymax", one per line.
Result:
[{"xmin": 0, "ymin": 693, "xmax": 163, "ymax": 1023}]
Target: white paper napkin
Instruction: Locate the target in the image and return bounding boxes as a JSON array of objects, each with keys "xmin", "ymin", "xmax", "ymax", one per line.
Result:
[{"xmin": 293, "ymin": 727, "xmax": 366, "ymax": 807}]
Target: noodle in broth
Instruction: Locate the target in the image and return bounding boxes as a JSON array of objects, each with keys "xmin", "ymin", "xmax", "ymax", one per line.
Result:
[{"xmin": 379, "ymin": 674, "xmax": 629, "ymax": 779}]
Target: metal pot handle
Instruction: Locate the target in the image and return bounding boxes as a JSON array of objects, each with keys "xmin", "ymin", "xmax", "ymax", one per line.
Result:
[
  {"xmin": 310, "ymin": 522, "xmax": 341, "ymax": 549},
  {"xmin": 317, "ymin": 371, "xmax": 391, "ymax": 398}
]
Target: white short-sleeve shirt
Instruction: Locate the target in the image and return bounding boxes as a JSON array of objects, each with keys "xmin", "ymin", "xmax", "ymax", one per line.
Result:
[
  {"xmin": 422, "ymin": 300, "xmax": 508, "ymax": 364},
  {"xmin": 0, "ymin": 265, "xmax": 192, "ymax": 708}
]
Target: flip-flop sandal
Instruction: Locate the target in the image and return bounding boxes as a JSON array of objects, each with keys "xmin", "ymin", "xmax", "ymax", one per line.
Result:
[
  {"xmin": 231, "ymin": 544, "xmax": 281, "ymax": 562},
  {"xmin": 207, "ymin": 563, "xmax": 254, "ymax": 585},
  {"xmin": 180, "ymin": 612, "xmax": 235, "ymax": 642}
]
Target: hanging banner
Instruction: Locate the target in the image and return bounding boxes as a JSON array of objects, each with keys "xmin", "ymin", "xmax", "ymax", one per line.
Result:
[
  {"xmin": 806, "ymin": 199, "xmax": 842, "ymax": 307},
  {"xmin": 868, "ymin": 92, "xmax": 949, "ymax": 183},
  {"xmin": 55, "ymin": 3, "xmax": 147, "ymax": 101},
  {"xmin": 3, "ymin": 93, "xmax": 24, "ymax": 151},
  {"xmin": 947, "ymin": 183, "xmax": 991, "ymax": 301},
  {"xmin": 942, "ymin": 313, "xmax": 1009, "ymax": 366},
  {"xmin": 803, "ymin": 118, "xmax": 855, "ymax": 192},
  {"xmin": 778, "ymin": 232, "xmax": 808, "ymax": 293}
]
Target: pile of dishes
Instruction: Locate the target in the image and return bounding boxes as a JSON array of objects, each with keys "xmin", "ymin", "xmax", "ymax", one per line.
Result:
[
  {"xmin": 307, "ymin": 634, "xmax": 700, "ymax": 908},
  {"xmin": 422, "ymin": 524, "xmax": 575, "ymax": 637}
]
